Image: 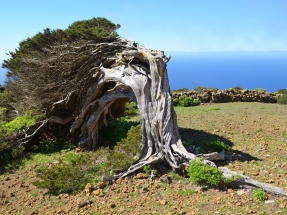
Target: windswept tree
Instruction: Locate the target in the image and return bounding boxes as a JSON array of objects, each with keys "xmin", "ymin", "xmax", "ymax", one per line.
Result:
[{"xmin": 2, "ymin": 17, "xmax": 287, "ymax": 196}]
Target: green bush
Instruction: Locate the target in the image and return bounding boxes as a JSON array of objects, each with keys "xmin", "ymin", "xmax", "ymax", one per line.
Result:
[
  {"xmin": 173, "ymin": 98, "xmax": 179, "ymax": 106},
  {"xmin": 32, "ymin": 119, "xmax": 142, "ymax": 195},
  {"xmin": 32, "ymin": 151, "xmax": 108, "ymax": 195},
  {"xmin": 98, "ymin": 118, "xmax": 139, "ymax": 147},
  {"xmin": 0, "ymin": 111, "xmax": 39, "ymax": 135},
  {"xmin": 277, "ymin": 94, "xmax": 287, "ymax": 105},
  {"xmin": 253, "ymin": 188, "xmax": 266, "ymax": 201},
  {"xmin": 277, "ymin": 89, "xmax": 287, "ymax": 94},
  {"xmin": 232, "ymin": 86, "xmax": 243, "ymax": 91},
  {"xmin": 106, "ymin": 124, "xmax": 142, "ymax": 170},
  {"xmin": 32, "ymin": 139, "xmax": 72, "ymax": 154},
  {"xmin": 223, "ymin": 175, "xmax": 243, "ymax": 184},
  {"xmin": 187, "ymin": 158, "xmax": 223, "ymax": 186},
  {"xmin": 179, "ymin": 96, "xmax": 200, "ymax": 107},
  {"xmin": 123, "ymin": 101, "xmax": 138, "ymax": 116},
  {"xmin": 210, "ymin": 140, "xmax": 231, "ymax": 153}
]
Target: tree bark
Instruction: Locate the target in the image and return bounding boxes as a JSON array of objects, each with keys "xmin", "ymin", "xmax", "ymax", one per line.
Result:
[{"xmin": 14, "ymin": 36, "xmax": 287, "ymax": 196}]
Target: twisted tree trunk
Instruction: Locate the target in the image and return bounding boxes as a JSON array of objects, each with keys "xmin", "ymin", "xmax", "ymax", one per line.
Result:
[
  {"xmin": 18, "ymin": 36, "xmax": 287, "ymax": 196},
  {"xmin": 66, "ymin": 37, "xmax": 198, "ymax": 176}
]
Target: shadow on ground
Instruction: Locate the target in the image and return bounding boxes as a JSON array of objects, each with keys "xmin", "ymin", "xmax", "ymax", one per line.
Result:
[{"xmin": 178, "ymin": 127, "xmax": 260, "ymax": 163}]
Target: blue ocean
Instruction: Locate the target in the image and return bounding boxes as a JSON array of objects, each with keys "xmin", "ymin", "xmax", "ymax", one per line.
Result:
[
  {"xmin": 1, "ymin": 52, "xmax": 286, "ymax": 92},
  {"xmin": 166, "ymin": 52, "xmax": 287, "ymax": 92}
]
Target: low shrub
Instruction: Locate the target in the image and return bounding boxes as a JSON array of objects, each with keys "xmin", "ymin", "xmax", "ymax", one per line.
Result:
[
  {"xmin": 173, "ymin": 98, "xmax": 179, "ymax": 106},
  {"xmin": 253, "ymin": 188, "xmax": 266, "ymax": 201},
  {"xmin": 232, "ymin": 86, "xmax": 243, "ymax": 91},
  {"xmin": 123, "ymin": 101, "xmax": 138, "ymax": 116},
  {"xmin": 187, "ymin": 158, "xmax": 223, "ymax": 186},
  {"xmin": 106, "ymin": 124, "xmax": 141, "ymax": 170},
  {"xmin": 276, "ymin": 89, "xmax": 287, "ymax": 94},
  {"xmin": 32, "ymin": 150, "xmax": 108, "ymax": 195},
  {"xmin": 98, "ymin": 118, "xmax": 139, "ymax": 147},
  {"xmin": 179, "ymin": 96, "xmax": 200, "ymax": 107},
  {"xmin": 223, "ymin": 175, "xmax": 243, "ymax": 184},
  {"xmin": 277, "ymin": 94, "xmax": 287, "ymax": 105},
  {"xmin": 210, "ymin": 140, "xmax": 231, "ymax": 153},
  {"xmin": 0, "ymin": 110, "xmax": 39, "ymax": 135}
]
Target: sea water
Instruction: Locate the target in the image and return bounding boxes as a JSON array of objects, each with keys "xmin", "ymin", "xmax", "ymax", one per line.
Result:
[
  {"xmin": 1, "ymin": 52, "xmax": 286, "ymax": 92},
  {"xmin": 166, "ymin": 52, "xmax": 287, "ymax": 92}
]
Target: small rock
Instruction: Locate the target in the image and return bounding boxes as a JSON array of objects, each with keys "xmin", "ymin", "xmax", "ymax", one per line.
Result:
[
  {"xmin": 237, "ymin": 190, "xmax": 246, "ymax": 196},
  {"xmin": 76, "ymin": 198, "xmax": 90, "ymax": 208},
  {"xmin": 159, "ymin": 200, "xmax": 167, "ymax": 205},
  {"xmin": 134, "ymin": 173, "xmax": 146, "ymax": 179},
  {"xmin": 93, "ymin": 189, "xmax": 104, "ymax": 197},
  {"xmin": 84, "ymin": 183, "xmax": 93, "ymax": 196},
  {"xmin": 118, "ymin": 208, "xmax": 126, "ymax": 213},
  {"xmin": 265, "ymin": 200, "xmax": 275, "ymax": 207},
  {"xmin": 4, "ymin": 177, "xmax": 10, "ymax": 181},
  {"xmin": 97, "ymin": 181, "xmax": 106, "ymax": 189},
  {"xmin": 160, "ymin": 175, "xmax": 172, "ymax": 184}
]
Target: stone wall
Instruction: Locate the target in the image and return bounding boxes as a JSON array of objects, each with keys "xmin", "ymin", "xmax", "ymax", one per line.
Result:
[{"xmin": 172, "ymin": 89, "xmax": 277, "ymax": 104}]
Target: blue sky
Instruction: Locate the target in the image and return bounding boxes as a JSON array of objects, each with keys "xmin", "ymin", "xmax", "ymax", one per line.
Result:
[{"xmin": 1, "ymin": 0, "xmax": 287, "ymax": 63}]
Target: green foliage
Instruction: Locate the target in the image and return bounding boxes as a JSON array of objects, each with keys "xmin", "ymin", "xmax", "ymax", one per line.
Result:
[
  {"xmin": 277, "ymin": 94, "xmax": 287, "ymax": 105},
  {"xmin": 32, "ymin": 139, "xmax": 72, "ymax": 154},
  {"xmin": 32, "ymin": 151, "xmax": 107, "ymax": 195},
  {"xmin": 172, "ymin": 98, "xmax": 179, "ymax": 106},
  {"xmin": 172, "ymin": 88, "xmax": 190, "ymax": 93},
  {"xmin": 253, "ymin": 188, "xmax": 266, "ymax": 201},
  {"xmin": 106, "ymin": 124, "xmax": 141, "ymax": 170},
  {"xmin": 0, "ymin": 111, "xmax": 42, "ymax": 171},
  {"xmin": 252, "ymin": 88, "xmax": 267, "ymax": 93},
  {"xmin": 32, "ymin": 119, "xmax": 141, "ymax": 195},
  {"xmin": 210, "ymin": 140, "xmax": 231, "ymax": 153},
  {"xmin": 0, "ymin": 111, "xmax": 39, "ymax": 135},
  {"xmin": 65, "ymin": 17, "xmax": 120, "ymax": 40},
  {"xmin": 187, "ymin": 158, "xmax": 223, "ymax": 186},
  {"xmin": 168, "ymin": 172, "xmax": 183, "ymax": 180},
  {"xmin": 232, "ymin": 86, "xmax": 243, "ymax": 91},
  {"xmin": 31, "ymin": 190, "xmax": 39, "ymax": 197},
  {"xmin": 277, "ymin": 89, "xmax": 287, "ymax": 94},
  {"xmin": 182, "ymin": 139, "xmax": 193, "ymax": 147},
  {"xmin": 123, "ymin": 101, "xmax": 138, "ymax": 117},
  {"xmin": 178, "ymin": 189, "xmax": 197, "ymax": 196},
  {"xmin": 142, "ymin": 165, "xmax": 157, "ymax": 177},
  {"xmin": 223, "ymin": 175, "xmax": 243, "ymax": 184},
  {"xmin": 99, "ymin": 118, "xmax": 139, "ymax": 147},
  {"xmin": 143, "ymin": 165, "xmax": 151, "ymax": 177},
  {"xmin": 179, "ymin": 96, "xmax": 200, "ymax": 107}
]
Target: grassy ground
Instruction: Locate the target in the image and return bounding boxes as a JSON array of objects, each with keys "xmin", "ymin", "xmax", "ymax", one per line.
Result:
[{"xmin": 1, "ymin": 102, "xmax": 287, "ymax": 215}]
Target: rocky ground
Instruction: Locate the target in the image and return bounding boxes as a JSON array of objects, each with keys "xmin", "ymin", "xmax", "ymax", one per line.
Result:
[{"xmin": 1, "ymin": 102, "xmax": 287, "ymax": 215}]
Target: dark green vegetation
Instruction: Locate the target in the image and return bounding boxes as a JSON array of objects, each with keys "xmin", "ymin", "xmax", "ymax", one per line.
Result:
[
  {"xmin": 0, "ymin": 17, "xmax": 121, "ymax": 172},
  {"xmin": 32, "ymin": 123, "xmax": 141, "ymax": 194},
  {"xmin": 276, "ymin": 89, "xmax": 287, "ymax": 105},
  {"xmin": 173, "ymin": 96, "xmax": 200, "ymax": 107},
  {"xmin": 253, "ymin": 188, "xmax": 267, "ymax": 201},
  {"xmin": 187, "ymin": 158, "xmax": 223, "ymax": 186}
]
